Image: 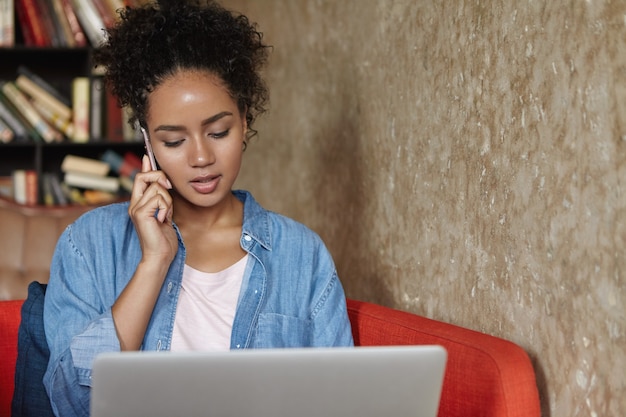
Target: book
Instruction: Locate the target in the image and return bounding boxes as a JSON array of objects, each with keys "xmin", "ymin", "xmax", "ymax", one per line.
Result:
[
  {"xmin": 25, "ymin": 169, "xmax": 39, "ymax": 205},
  {"xmin": 1, "ymin": 81, "xmax": 63, "ymax": 143},
  {"xmin": 59, "ymin": 0, "xmax": 87, "ymax": 47},
  {"xmin": 14, "ymin": 0, "xmax": 34, "ymax": 45},
  {"xmin": 15, "ymin": 0, "xmax": 49, "ymax": 47},
  {"xmin": 0, "ymin": 94, "xmax": 26, "ymax": 138},
  {"xmin": 0, "ymin": 0, "xmax": 15, "ymax": 47},
  {"xmin": 34, "ymin": 0, "xmax": 63, "ymax": 47},
  {"xmin": 15, "ymin": 71, "xmax": 73, "ymax": 121},
  {"xmin": 101, "ymin": 149, "xmax": 140, "ymax": 179},
  {"xmin": 70, "ymin": 0, "xmax": 106, "ymax": 46},
  {"xmin": 41, "ymin": 171, "xmax": 55, "ymax": 206},
  {"xmin": 91, "ymin": 0, "xmax": 115, "ymax": 29},
  {"xmin": 71, "ymin": 76, "xmax": 90, "ymax": 142},
  {"xmin": 0, "ymin": 116, "xmax": 14, "ymax": 143},
  {"xmin": 0, "ymin": 86, "xmax": 40, "ymax": 141},
  {"xmin": 11, "ymin": 169, "xmax": 27, "ymax": 204},
  {"xmin": 105, "ymin": 88, "xmax": 124, "ymax": 142},
  {"xmin": 45, "ymin": 171, "xmax": 69, "ymax": 205},
  {"xmin": 89, "ymin": 74, "xmax": 105, "ymax": 141},
  {"xmin": 64, "ymin": 171, "xmax": 120, "ymax": 193},
  {"xmin": 61, "ymin": 154, "xmax": 110, "ymax": 176},
  {"xmin": 0, "ymin": 175, "xmax": 12, "ymax": 199},
  {"xmin": 49, "ymin": 0, "xmax": 76, "ymax": 47},
  {"xmin": 17, "ymin": 66, "xmax": 72, "ymax": 109},
  {"xmin": 122, "ymin": 105, "xmax": 140, "ymax": 142}
]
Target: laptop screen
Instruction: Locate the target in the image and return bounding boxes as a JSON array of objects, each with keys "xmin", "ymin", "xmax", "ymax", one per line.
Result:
[{"xmin": 91, "ymin": 345, "xmax": 447, "ymax": 417}]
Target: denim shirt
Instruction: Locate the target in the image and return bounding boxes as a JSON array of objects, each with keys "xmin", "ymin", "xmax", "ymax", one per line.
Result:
[{"xmin": 43, "ymin": 190, "xmax": 354, "ymax": 417}]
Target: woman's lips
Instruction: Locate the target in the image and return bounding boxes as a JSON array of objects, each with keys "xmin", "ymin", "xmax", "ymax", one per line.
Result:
[{"xmin": 189, "ymin": 175, "xmax": 220, "ymax": 194}]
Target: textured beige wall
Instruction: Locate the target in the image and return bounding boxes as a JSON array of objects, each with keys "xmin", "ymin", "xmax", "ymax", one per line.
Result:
[{"xmin": 227, "ymin": 1, "xmax": 625, "ymax": 416}]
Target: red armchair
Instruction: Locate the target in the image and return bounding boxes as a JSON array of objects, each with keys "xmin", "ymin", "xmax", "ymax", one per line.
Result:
[
  {"xmin": 346, "ymin": 299, "xmax": 541, "ymax": 417},
  {"xmin": 0, "ymin": 299, "xmax": 23, "ymax": 416},
  {"xmin": 0, "ymin": 298, "xmax": 540, "ymax": 417}
]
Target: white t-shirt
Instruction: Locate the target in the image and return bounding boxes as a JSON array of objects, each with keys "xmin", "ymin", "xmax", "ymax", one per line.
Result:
[{"xmin": 171, "ymin": 255, "xmax": 247, "ymax": 351}]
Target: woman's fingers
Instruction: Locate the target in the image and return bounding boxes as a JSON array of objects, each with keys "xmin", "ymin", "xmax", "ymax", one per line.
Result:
[{"xmin": 130, "ymin": 156, "xmax": 172, "ymax": 205}]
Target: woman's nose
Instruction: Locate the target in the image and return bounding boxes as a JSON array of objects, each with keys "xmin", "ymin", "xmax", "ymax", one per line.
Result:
[{"xmin": 190, "ymin": 138, "xmax": 215, "ymax": 167}]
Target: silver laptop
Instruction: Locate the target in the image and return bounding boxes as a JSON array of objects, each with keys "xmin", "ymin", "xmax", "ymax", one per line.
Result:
[{"xmin": 91, "ymin": 345, "xmax": 447, "ymax": 417}]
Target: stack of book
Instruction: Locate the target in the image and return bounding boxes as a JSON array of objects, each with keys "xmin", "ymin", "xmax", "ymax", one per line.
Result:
[
  {"xmin": 60, "ymin": 153, "xmax": 119, "ymax": 205},
  {"xmin": 59, "ymin": 150, "xmax": 141, "ymax": 205},
  {"xmin": 0, "ymin": 0, "xmax": 153, "ymax": 48},
  {"xmin": 0, "ymin": 65, "xmax": 140, "ymax": 144}
]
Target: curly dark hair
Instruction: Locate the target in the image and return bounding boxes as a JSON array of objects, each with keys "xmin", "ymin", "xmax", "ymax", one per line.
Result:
[{"xmin": 92, "ymin": 0, "xmax": 270, "ymax": 140}]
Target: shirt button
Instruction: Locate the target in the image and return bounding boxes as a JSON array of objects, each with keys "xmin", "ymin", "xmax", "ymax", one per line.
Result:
[
  {"xmin": 167, "ymin": 282, "xmax": 173, "ymax": 293},
  {"xmin": 236, "ymin": 344, "xmax": 241, "ymax": 349},
  {"xmin": 156, "ymin": 340, "xmax": 162, "ymax": 351},
  {"xmin": 244, "ymin": 235, "xmax": 252, "ymax": 241}
]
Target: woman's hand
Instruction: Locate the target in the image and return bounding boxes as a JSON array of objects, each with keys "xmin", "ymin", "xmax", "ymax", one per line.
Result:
[
  {"xmin": 128, "ymin": 155, "xmax": 178, "ymax": 265},
  {"xmin": 114, "ymin": 156, "xmax": 178, "ymax": 350}
]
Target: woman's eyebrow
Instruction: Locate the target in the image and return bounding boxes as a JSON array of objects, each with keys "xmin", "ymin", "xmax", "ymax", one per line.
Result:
[
  {"xmin": 154, "ymin": 111, "xmax": 234, "ymax": 132},
  {"xmin": 201, "ymin": 111, "xmax": 233, "ymax": 127}
]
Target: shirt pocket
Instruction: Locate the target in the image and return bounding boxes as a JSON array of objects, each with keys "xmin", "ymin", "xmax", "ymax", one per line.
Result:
[{"xmin": 254, "ymin": 313, "xmax": 311, "ymax": 348}]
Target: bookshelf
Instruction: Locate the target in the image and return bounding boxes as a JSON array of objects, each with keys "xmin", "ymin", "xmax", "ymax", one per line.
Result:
[
  {"xmin": 0, "ymin": 46, "xmax": 144, "ymax": 204},
  {"xmin": 0, "ymin": 1, "xmax": 149, "ymax": 206}
]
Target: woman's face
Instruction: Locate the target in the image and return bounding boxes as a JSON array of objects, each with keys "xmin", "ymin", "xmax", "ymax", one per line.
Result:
[{"xmin": 145, "ymin": 70, "xmax": 246, "ymax": 208}]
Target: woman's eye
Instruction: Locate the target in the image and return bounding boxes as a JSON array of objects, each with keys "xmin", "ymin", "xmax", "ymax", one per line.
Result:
[
  {"xmin": 164, "ymin": 140, "xmax": 184, "ymax": 147},
  {"xmin": 209, "ymin": 130, "xmax": 229, "ymax": 139}
]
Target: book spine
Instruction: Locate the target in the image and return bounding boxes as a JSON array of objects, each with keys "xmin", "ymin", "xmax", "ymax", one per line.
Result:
[
  {"xmin": 14, "ymin": 0, "xmax": 36, "ymax": 45},
  {"xmin": 49, "ymin": 0, "xmax": 75, "ymax": 47},
  {"xmin": 70, "ymin": 0, "xmax": 106, "ymax": 46},
  {"xmin": 89, "ymin": 75, "xmax": 104, "ymax": 141},
  {"xmin": 41, "ymin": 171, "xmax": 55, "ymax": 206},
  {"xmin": 48, "ymin": 172, "xmax": 69, "ymax": 205},
  {"xmin": 15, "ymin": 74, "xmax": 73, "ymax": 120},
  {"xmin": 101, "ymin": 149, "xmax": 139, "ymax": 179},
  {"xmin": 61, "ymin": 154, "xmax": 110, "ymax": 176},
  {"xmin": 0, "ymin": 96, "xmax": 29, "ymax": 139},
  {"xmin": 12, "ymin": 169, "xmax": 27, "ymax": 204},
  {"xmin": 105, "ymin": 88, "xmax": 124, "ymax": 142},
  {"xmin": 19, "ymin": 0, "xmax": 50, "ymax": 46},
  {"xmin": 71, "ymin": 76, "xmax": 90, "ymax": 143},
  {"xmin": 122, "ymin": 105, "xmax": 140, "ymax": 142},
  {"xmin": 0, "ymin": 116, "xmax": 14, "ymax": 143},
  {"xmin": 25, "ymin": 169, "xmax": 39, "ymax": 205},
  {"xmin": 91, "ymin": 0, "xmax": 115, "ymax": 29},
  {"xmin": 1, "ymin": 82, "xmax": 62, "ymax": 143},
  {"xmin": 0, "ymin": 0, "xmax": 15, "ymax": 47},
  {"xmin": 64, "ymin": 171, "xmax": 120, "ymax": 193},
  {"xmin": 58, "ymin": 0, "xmax": 86, "ymax": 47},
  {"xmin": 35, "ymin": 0, "xmax": 63, "ymax": 47}
]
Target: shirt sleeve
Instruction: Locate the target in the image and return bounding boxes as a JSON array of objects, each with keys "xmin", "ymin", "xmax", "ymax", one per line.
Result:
[
  {"xmin": 310, "ymin": 269, "xmax": 355, "ymax": 347},
  {"xmin": 43, "ymin": 223, "xmax": 121, "ymax": 417}
]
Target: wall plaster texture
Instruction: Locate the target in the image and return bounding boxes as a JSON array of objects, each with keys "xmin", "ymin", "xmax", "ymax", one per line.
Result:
[{"xmin": 226, "ymin": 1, "xmax": 626, "ymax": 416}]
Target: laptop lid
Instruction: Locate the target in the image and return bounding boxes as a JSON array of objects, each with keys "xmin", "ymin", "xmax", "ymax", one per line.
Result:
[{"xmin": 91, "ymin": 345, "xmax": 447, "ymax": 417}]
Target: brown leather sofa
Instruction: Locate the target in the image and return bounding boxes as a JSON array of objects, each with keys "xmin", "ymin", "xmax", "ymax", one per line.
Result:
[{"xmin": 0, "ymin": 197, "xmax": 91, "ymax": 301}]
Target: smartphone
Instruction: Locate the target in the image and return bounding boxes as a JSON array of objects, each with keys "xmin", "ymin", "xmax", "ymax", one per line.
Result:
[{"xmin": 140, "ymin": 127, "xmax": 158, "ymax": 171}]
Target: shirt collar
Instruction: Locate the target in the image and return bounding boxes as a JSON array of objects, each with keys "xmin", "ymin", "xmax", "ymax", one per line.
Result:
[{"xmin": 234, "ymin": 190, "xmax": 272, "ymax": 251}]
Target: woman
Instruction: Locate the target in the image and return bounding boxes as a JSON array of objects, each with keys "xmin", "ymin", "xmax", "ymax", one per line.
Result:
[{"xmin": 43, "ymin": 1, "xmax": 353, "ymax": 415}]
